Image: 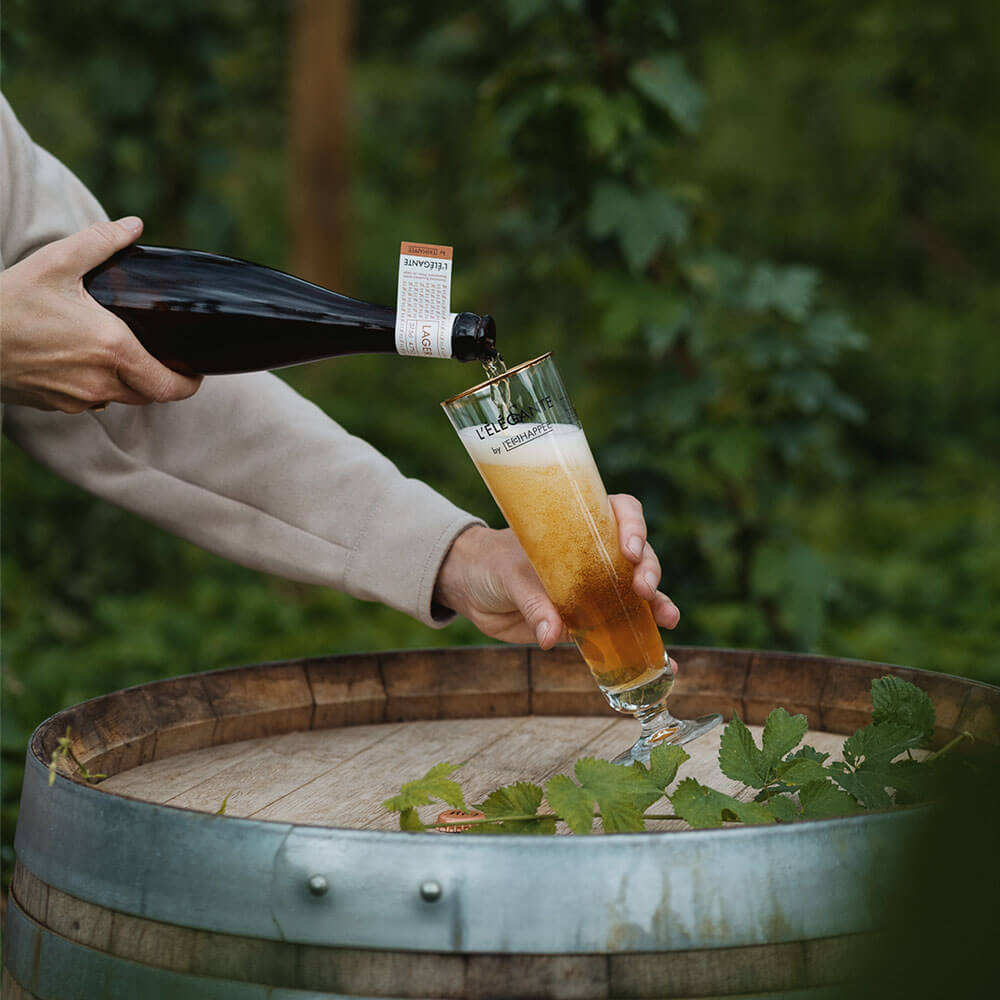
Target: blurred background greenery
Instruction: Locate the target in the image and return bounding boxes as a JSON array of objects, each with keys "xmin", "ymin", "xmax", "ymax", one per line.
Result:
[{"xmin": 2, "ymin": 0, "xmax": 998, "ymax": 888}]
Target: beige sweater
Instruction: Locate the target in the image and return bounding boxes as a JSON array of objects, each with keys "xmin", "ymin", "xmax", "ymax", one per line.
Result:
[{"xmin": 0, "ymin": 96, "xmax": 481, "ymax": 627}]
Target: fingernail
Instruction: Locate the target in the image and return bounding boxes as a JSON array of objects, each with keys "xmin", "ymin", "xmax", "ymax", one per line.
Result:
[
  {"xmin": 536, "ymin": 621, "xmax": 550, "ymax": 646},
  {"xmin": 627, "ymin": 535, "xmax": 643, "ymax": 559},
  {"xmin": 116, "ymin": 216, "xmax": 142, "ymax": 232},
  {"xmin": 660, "ymin": 593, "xmax": 680, "ymax": 619},
  {"xmin": 644, "ymin": 571, "xmax": 658, "ymax": 594}
]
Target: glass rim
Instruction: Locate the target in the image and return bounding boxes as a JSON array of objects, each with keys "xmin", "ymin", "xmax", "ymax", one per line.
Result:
[{"xmin": 441, "ymin": 353, "xmax": 554, "ymax": 407}]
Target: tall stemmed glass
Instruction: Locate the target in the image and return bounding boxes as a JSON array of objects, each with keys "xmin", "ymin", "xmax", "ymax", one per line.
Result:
[{"xmin": 443, "ymin": 353, "xmax": 721, "ymax": 764}]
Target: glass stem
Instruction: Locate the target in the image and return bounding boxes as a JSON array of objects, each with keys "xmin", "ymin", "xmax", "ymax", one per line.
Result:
[{"xmin": 635, "ymin": 702, "xmax": 679, "ymax": 742}]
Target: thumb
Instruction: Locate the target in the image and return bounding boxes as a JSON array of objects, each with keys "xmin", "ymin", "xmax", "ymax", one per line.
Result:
[
  {"xmin": 504, "ymin": 565, "xmax": 564, "ymax": 649},
  {"xmin": 60, "ymin": 216, "xmax": 144, "ymax": 273}
]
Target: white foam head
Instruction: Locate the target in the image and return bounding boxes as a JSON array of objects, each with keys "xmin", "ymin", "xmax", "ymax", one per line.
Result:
[{"xmin": 459, "ymin": 422, "xmax": 593, "ymax": 467}]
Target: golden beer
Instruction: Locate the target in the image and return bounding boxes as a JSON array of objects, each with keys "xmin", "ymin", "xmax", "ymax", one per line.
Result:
[{"xmin": 461, "ymin": 424, "xmax": 666, "ymax": 697}]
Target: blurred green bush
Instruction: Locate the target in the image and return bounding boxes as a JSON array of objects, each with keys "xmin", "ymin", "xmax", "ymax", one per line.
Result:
[{"xmin": 2, "ymin": 0, "xmax": 997, "ymax": 886}]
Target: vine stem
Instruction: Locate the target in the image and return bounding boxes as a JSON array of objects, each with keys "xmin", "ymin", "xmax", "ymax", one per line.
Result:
[
  {"xmin": 428, "ymin": 811, "xmax": 682, "ymax": 829},
  {"xmin": 925, "ymin": 731, "xmax": 973, "ymax": 762}
]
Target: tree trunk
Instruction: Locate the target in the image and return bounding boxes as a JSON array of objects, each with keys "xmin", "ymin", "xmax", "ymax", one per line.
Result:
[{"xmin": 289, "ymin": 0, "xmax": 354, "ymax": 290}]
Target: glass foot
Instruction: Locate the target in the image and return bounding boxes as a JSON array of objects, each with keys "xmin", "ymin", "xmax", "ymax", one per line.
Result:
[{"xmin": 611, "ymin": 713, "xmax": 723, "ymax": 766}]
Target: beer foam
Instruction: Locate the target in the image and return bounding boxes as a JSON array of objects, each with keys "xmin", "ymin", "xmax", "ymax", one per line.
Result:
[{"xmin": 458, "ymin": 422, "xmax": 593, "ymax": 467}]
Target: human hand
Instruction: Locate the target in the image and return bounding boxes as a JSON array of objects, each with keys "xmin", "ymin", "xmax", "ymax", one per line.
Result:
[
  {"xmin": 433, "ymin": 494, "xmax": 680, "ymax": 650},
  {"xmin": 0, "ymin": 216, "xmax": 202, "ymax": 412}
]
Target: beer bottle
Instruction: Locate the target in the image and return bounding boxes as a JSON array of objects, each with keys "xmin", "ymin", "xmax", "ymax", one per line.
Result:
[{"xmin": 83, "ymin": 245, "xmax": 497, "ymax": 375}]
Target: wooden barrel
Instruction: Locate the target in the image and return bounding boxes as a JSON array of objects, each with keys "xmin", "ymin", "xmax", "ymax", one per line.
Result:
[{"xmin": 5, "ymin": 645, "xmax": 998, "ymax": 1000}]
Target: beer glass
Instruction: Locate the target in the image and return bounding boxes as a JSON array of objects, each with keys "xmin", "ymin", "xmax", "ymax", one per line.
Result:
[{"xmin": 442, "ymin": 354, "xmax": 721, "ymax": 764}]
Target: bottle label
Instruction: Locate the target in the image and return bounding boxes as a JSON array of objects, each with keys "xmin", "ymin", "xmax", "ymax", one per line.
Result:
[{"xmin": 395, "ymin": 242, "xmax": 456, "ymax": 359}]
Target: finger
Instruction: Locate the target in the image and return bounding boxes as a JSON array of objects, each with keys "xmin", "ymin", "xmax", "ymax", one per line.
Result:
[
  {"xmin": 609, "ymin": 493, "xmax": 647, "ymax": 564},
  {"xmin": 55, "ymin": 217, "xmax": 144, "ymax": 276},
  {"xmin": 633, "ymin": 540, "xmax": 662, "ymax": 600},
  {"xmin": 667, "ymin": 655, "xmax": 680, "ymax": 676},
  {"xmin": 117, "ymin": 341, "xmax": 204, "ymax": 403},
  {"xmin": 651, "ymin": 591, "xmax": 680, "ymax": 629},
  {"xmin": 503, "ymin": 561, "xmax": 565, "ymax": 650}
]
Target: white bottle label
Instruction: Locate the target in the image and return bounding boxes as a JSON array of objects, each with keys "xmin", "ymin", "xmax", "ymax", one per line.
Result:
[{"xmin": 395, "ymin": 241, "xmax": 456, "ymax": 359}]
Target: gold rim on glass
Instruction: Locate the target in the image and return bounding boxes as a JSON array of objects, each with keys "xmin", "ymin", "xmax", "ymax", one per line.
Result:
[{"xmin": 441, "ymin": 353, "xmax": 553, "ymax": 406}]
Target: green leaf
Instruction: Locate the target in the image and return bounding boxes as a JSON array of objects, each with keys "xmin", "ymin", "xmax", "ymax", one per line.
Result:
[
  {"xmin": 574, "ymin": 758, "xmax": 657, "ymax": 832},
  {"xmin": 826, "ymin": 762, "xmax": 893, "ymax": 810},
  {"xmin": 884, "ymin": 759, "xmax": 946, "ymax": 805},
  {"xmin": 671, "ymin": 777, "xmax": 777, "ymax": 829},
  {"xmin": 475, "ymin": 781, "xmax": 548, "ymax": 833},
  {"xmin": 774, "ymin": 756, "xmax": 829, "ymax": 788},
  {"xmin": 669, "ymin": 778, "xmax": 726, "ymax": 828},
  {"xmin": 545, "ymin": 774, "xmax": 596, "ymax": 834},
  {"xmin": 629, "ymin": 53, "xmax": 705, "ymax": 133},
  {"xmin": 647, "ymin": 743, "xmax": 689, "ymax": 790},
  {"xmin": 842, "ymin": 722, "xmax": 925, "ymax": 768},
  {"xmin": 586, "ymin": 182, "xmax": 689, "ymax": 272},
  {"xmin": 798, "ymin": 780, "xmax": 865, "ymax": 819},
  {"xmin": 870, "ymin": 676, "xmax": 935, "ymax": 746},
  {"xmin": 718, "ymin": 714, "xmax": 770, "ymax": 787},
  {"xmin": 746, "ymin": 264, "xmax": 818, "ymax": 322},
  {"xmin": 382, "ymin": 761, "xmax": 467, "ymax": 814},
  {"xmin": 750, "ymin": 541, "xmax": 828, "ymax": 647},
  {"xmin": 763, "ymin": 795, "xmax": 801, "ymax": 822},
  {"xmin": 762, "ymin": 708, "xmax": 809, "ymax": 767},
  {"xmin": 398, "ymin": 807, "xmax": 426, "ymax": 832},
  {"xmin": 786, "ymin": 745, "xmax": 831, "ymax": 765}
]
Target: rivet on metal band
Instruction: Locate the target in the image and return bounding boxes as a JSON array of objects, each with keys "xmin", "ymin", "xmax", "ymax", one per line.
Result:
[
  {"xmin": 307, "ymin": 874, "xmax": 329, "ymax": 897},
  {"xmin": 419, "ymin": 880, "xmax": 443, "ymax": 903}
]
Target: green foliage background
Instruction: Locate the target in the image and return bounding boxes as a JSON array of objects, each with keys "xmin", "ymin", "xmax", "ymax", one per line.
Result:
[{"xmin": 2, "ymin": 0, "xmax": 998, "ymax": 883}]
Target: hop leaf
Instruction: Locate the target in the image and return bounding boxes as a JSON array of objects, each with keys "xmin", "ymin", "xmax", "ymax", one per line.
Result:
[
  {"xmin": 718, "ymin": 714, "xmax": 770, "ymax": 787},
  {"xmin": 826, "ymin": 762, "xmax": 893, "ymax": 810},
  {"xmin": 647, "ymin": 743, "xmax": 690, "ymax": 790},
  {"xmin": 842, "ymin": 722, "xmax": 924, "ymax": 768},
  {"xmin": 671, "ymin": 777, "xmax": 777, "ymax": 829},
  {"xmin": 786, "ymin": 745, "xmax": 830, "ymax": 765},
  {"xmin": 382, "ymin": 761, "xmax": 467, "ymax": 815},
  {"xmin": 466, "ymin": 781, "xmax": 553, "ymax": 834},
  {"xmin": 763, "ymin": 795, "xmax": 801, "ymax": 822},
  {"xmin": 762, "ymin": 708, "xmax": 809, "ymax": 766},
  {"xmin": 798, "ymin": 779, "xmax": 865, "ymax": 819},
  {"xmin": 629, "ymin": 53, "xmax": 706, "ymax": 134},
  {"xmin": 774, "ymin": 756, "xmax": 829, "ymax": 788},
  {"xmin": 871, "ymin": 676, "xmax": 935, "ymax": 746},
  {"xmin": 571, "ymin": 757, "xmax": 663, "ymax": 832},
  {"xmin": 545, "ymin": 775, "xmax": 596, "ymax": 835}
]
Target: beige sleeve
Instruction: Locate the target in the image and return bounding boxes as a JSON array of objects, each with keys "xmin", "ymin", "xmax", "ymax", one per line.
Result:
[
  {"xmin": 0, "ymin": 94, "xmax": 106, "ymax": 268},
  {"xmin": 1, "ymin": 94, "xmax": 483, "ymax": 627},
  {"xmin": 3, "ymin": 377, "xmax": 482, "ymax": 626}
]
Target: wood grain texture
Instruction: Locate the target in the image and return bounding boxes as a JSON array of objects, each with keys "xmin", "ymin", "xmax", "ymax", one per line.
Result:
[
  {"xmin": 381, "ymin": 646, "xmax": 532, "ymax": 721},
  {"xmin": 2, "ymin": 966, "xmax": 39, "ymax": 1000},
  {"xmin": 100, "ymin": 716, "xmax": 847, "ymax": 834}
]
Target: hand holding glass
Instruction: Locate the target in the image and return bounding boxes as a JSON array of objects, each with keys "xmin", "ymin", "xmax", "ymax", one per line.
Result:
[{"xmin": 443, "ymin": 354, "xmax": 721, "ymax": 764}]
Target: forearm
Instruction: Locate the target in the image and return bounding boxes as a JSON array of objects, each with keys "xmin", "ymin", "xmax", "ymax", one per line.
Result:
[{"xmin": 3, "ymin": 372, "xmax": 484, "ymax": 626}]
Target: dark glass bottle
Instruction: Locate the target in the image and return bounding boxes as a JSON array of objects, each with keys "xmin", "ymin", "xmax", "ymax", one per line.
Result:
[{"xmin": 83, "ymin": 245, "xmax": 497, "ymax": 375}]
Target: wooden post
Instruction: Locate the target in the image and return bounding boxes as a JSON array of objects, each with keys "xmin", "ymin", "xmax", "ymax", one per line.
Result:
[{"xmin": 289, "ymin": 0, "xmax": 354, "ymax": 290}]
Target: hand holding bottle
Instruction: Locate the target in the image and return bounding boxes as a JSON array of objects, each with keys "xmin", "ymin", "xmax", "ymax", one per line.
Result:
[
  {"xmin": 433, "ymin": 494, "xmax": 681, "ymax": 652},
  {"xmin": 0, "ymin": 217, "xmax": 203, "ymax": 413}
]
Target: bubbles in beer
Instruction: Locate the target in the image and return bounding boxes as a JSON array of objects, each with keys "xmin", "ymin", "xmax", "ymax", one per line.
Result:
[{"xmin": 460, "ymin": 423, "xmax": 666, "ymax": 696}]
